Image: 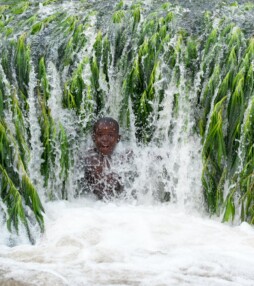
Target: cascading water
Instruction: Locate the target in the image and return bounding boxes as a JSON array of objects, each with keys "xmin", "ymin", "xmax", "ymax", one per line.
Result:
[{"xmin": 0, "ymin": 0, "xmax": 254, "ymax": 285}]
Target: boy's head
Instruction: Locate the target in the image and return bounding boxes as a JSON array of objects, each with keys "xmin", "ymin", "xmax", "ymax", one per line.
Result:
[{"xmin": 92, "ymin": 117, "xmax": 121, "ymax": 156}]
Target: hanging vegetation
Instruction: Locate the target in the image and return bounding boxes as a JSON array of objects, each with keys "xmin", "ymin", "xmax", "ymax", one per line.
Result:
[{"xmin": 0, "ymin": 0, "xmax": 254, "ymax": 242}]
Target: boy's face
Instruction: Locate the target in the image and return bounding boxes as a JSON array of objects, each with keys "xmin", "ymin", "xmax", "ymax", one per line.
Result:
[{"xmin": 93, "ymin": 121, "xmax": 120, "ymax": 156}]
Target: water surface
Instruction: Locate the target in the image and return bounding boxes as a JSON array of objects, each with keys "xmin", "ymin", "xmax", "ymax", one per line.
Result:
[{"xmin": 1, "ymin": 199, "xmax": 254, "ymax": 286}]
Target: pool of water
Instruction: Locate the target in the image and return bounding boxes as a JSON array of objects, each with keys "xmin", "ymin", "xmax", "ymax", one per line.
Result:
[{"xmin": 1, "ymin": 199, "xmax": 254, "ymax": 286}]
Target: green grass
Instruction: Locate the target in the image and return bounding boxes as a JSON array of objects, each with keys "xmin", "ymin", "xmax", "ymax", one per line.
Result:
[{"xmin": 1, "ymin": 0, "xmax": 254, "ymax": 239}]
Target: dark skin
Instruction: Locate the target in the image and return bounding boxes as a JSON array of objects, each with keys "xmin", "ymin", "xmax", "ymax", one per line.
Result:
[{"xmin": 84, "ymin": 119, "xmax": 123, "ymax": 199}]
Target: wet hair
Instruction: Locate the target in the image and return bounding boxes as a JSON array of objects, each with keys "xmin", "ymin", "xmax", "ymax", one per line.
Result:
[{"xmin": 93, "ymin": 117, "xmax": 119, "ymax": 134}]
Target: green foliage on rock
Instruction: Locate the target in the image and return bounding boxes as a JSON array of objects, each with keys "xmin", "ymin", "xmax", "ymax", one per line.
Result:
[{"xmin": 0, "ymin": 0, "xmax": 254, "ymax": 241}]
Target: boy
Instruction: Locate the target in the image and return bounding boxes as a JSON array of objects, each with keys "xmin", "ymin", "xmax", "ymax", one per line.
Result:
[{"xmin": 84, "ymin": 117, "xmax": 123, "ymax": 200}]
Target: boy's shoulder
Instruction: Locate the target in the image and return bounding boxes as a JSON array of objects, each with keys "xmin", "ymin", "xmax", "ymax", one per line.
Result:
[
  {"xmin": 84, "ymin": 148, "xmax": 98, "ymax": 157},
  {"xmin": 84, "ymin": 148, "xmax": 101, "ymax": 167}
]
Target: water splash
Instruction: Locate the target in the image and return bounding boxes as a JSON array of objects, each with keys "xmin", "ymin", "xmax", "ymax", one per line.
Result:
[{"xmin": 0, "ymin": 0, "xmax": 253, "ymax": 243}]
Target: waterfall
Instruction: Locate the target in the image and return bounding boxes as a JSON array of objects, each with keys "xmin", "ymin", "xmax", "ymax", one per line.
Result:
[
  {"xmin": 27, "ymin": 66, "xmax": 45, "ymax": 196},
  {"xmin": 0, "ymin": 0, "xmax": 254, "ymax": 243}
]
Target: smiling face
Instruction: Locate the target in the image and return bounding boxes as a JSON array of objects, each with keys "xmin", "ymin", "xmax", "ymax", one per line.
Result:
[{"xmin": 93, "ymin": 120, "xmax": 120, "ymax": 156}]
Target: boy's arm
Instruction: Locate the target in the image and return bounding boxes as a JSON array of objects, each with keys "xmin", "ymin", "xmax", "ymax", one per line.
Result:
[
  {"xmin": 84, "ymin": 155, "xmax": 102, "ymax": 184},
  {"xmin": 84, "ymin": 154, "xmax": 124, "ymax": 199},
  {"xmin": 84, "ymin": 163, "xmax": 105, "ymax": 199},
  {"xmin": 85, "ymin": 167, "xmax": 123, "ymax": 199}
]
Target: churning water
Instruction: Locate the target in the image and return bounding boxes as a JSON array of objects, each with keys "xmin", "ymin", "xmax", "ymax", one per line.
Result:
[
  {"xmin": 1, "ymin": 200, "xmax": 254, "ymax": 285},
  {"xmin": 1, "ymin": 0, "xmax": 254, "ymax": 285},
  {"xmin": 1, "ymin": 139, "xmax": 254, "ymax": 285}
]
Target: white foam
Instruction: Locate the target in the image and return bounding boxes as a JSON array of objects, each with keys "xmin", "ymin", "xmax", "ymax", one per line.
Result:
[{"xmin": 1, "ymin": 199, "xmax": 254, "ymax": 285}]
